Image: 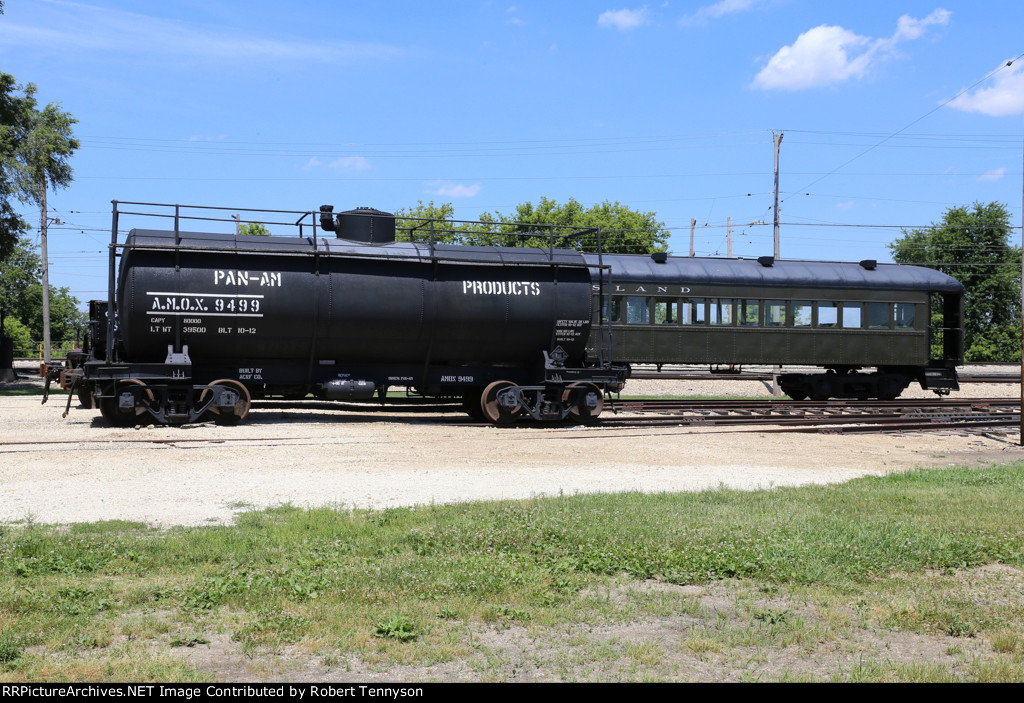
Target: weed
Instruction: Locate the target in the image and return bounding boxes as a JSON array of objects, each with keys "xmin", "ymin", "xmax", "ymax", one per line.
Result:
[
  {"xmin": 372, "ymin": 615, "xmax": 419, "ymax": 642},
  {"xmin": 170, "ymin": 635, "xmax": 211, "ymax": 648},
  {"xmin": 991, "ymin": 629, "xmax": 1021, "ymax": 654},
  {"xmin": 754, "ymin": 608, "xmax": 790, "ymax": 625},
  {"xmin": 0, "ymin": 634, "xmax": 24, "ymax": 664}
]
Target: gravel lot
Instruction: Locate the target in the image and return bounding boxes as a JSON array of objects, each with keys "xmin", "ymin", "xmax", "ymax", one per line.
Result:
[{"xmin": 2, "ymin": 368, "xmax": 1022, "ymax": 527}]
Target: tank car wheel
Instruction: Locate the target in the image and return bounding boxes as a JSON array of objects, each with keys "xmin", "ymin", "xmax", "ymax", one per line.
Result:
[
  {"xmin": 480, "ymin": 381, "xmax": 522, "ymax": 425},
  {"xmin": 200, "ymin": 379, "xmax": 251, "ymax": 425},
  {"xmin": 77, "ymin": 381, "xmax": 95, "ymax": 409},
  {"xmin": 562, "ymin": 382, "xmax": 604, "ymax": 423},
  {"xmin": 462, "ymin": 389, "xmax": 488, "ymax": 422},
  {"xmin": 98, "ymin": 379, "xmax": 153, "ymax": 427}
]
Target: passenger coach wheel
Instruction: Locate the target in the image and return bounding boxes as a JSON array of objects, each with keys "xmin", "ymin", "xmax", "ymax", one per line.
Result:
[
  {"xmin": 563, "ymin": 382, "xmax": 604, "ymax": 423},
  {"xmin": 480, "ymin": 381, "xmax": 521, "ymax": 425},
  {"xmin": 98, "ymin": 379, "xmax": 153, "ymax": 427},
  {"xmin": 200, "ymin": 379, "xmax": 251, "ymax": 425}
]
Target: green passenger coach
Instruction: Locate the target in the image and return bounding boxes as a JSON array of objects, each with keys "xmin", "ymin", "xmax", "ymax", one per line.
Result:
[{"xmin": 585, "ymin": 253, "xmax": 964, "ymax": 401}]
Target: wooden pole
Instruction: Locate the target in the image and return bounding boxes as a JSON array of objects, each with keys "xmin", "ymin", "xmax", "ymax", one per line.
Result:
[
  {"xmin": 39, "ymin": 178, "xmax": 51, "ymax": 365},
  {"xmin": 689, "ymin": 218, "xmax": 696, "ymax": 257},
  {"xmin": 773, "ymin": 131, "xmax": 783, "ymax": 259},
  {"xmin": 727, "ymin": 216, "xmax": 733, "ymax": 258}
]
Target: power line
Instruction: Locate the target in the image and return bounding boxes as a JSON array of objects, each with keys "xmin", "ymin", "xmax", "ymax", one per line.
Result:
[{"xmin": 783, "ymin": 51, "xmax": 1024, "ymax": 199}]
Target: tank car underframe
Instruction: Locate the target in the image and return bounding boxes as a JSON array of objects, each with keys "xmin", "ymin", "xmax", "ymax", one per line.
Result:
[
  {"xmin": 76, "ymin": 361, "xmax": 251, "ymax": 426},
  {"xmin": 72, "ymin": 356, "xmax": 628, "ymax": 426}
]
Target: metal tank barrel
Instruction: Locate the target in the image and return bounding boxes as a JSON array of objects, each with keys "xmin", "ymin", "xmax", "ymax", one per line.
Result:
[{"xmin": 116, "ymin": 230, "xmax": 594, "ymax": 368}]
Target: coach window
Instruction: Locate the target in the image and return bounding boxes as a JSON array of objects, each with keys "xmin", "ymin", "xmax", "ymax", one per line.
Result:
[
  {"xmin": 681, "ymin": 298, "xmax": 706, "ymax": 325},
  {"xmin": 739, "ymin": 299, "xmax": 760, "ymax": 326},
  {"xmin": 894, "ymin": 303, "xmax": 916, "ymax": 330},
  {"xmin": 605, "ymin": 296, "xmax": 624, "ymax": 323},
  {"xmin": 709, "ymin": 298, "xmax": 734, "ymax": 325},
  {"xmin": 841, "ymin": 302, "xmax": 862, "ymax": 328},
  {"xmin": 868, "ymin": 302, "xmax": 889, "ymax": 329},
  {"xmin": 765, "ymin": 300, "xmax": 786, "ymax": 327},
  {"xmin": 654, "ymin": 298, "xmax": 679, "ymax": 324},
  {"xmin": 792, "ymin": 301, "xmax": 813, "ymax": 327},
  {"xmin": 818, "ymin": 302, "xmax": 839, "ymax": 328},
  {"xmin": 626, "ymin": 296, "xmax": 651, "ymax": 324}
]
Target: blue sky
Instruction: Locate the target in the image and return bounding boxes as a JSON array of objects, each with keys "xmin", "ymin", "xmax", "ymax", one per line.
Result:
[{"xmin": 2, "ymin": 0, "xmax": 1024, "ymax": 305}]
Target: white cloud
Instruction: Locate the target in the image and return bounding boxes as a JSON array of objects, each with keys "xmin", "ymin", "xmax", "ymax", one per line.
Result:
[
  {"xmin": 304, "ymin": 156, "xmax": 371, "ymax": 171},
  {"xmin": 0, "ymin": 0, "xmax": 404, "ymax": 64},
  {"xmin": 978, "ymin": 167, "xmax": 1006, "ymax": 182},
  {"xmin": 598, "ymin": 7, "xmax": 650, "ymax": 31},
  {"xmin": 948, "ymin": 60, "xmax": 1024, "ymax": 117},
  {"xmin": 836, "ymin": 202, "xmax": 855, "ymax": 211},
  {"xmin": 752, "ymin": 9, "xmax": 950, "ymax": 91},
  {"xmin": 329, "ymin": 156, "xmax": 371, "ymax": 171},
  {"xmin": 681, "ymin": 0, "xmax": 766, "ymax": 25},
  {"xmin": 753, "ymin": 25, "xmax": 872, "ymax": 90},
  {"xmin": 427, "ymin": 182, "xmax": 481, "ymax": 198},
  {"xmin": 891, "ymin": 9, "xmax": 951, "ymax": 42}
]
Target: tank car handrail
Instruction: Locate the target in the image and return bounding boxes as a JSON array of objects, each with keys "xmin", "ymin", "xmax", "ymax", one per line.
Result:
[
  {"xmin": 115, "ymin": 200, "xmax": 313, "ymax": 216},
  {"xmin": 115, "ymin": 210, "xmax": 307, "ymax": 229},
  {"xmin": 114, "ymin": 241, "xmax": 614, "ymax": 270}
]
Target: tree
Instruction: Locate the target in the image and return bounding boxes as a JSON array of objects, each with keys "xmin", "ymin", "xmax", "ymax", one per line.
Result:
[
  {"xmin": 394, "ymin": 201, "xmax": 481, "ymax": 244},
  {"xmin": 395, "ymin": 197, "xmax": 668, "ymax": 253},
  {"xmin": 0, "ymin": 72, "xmax": 32, "ymax": 263},
  {"xmin": 0, "ymin": 234, "xmax": 40, "ymax": 318},
  {"xmin": 0, "ymin": 234, "xmax": 85, "ymax": 353},
  {"xmin": 238, "ymin": 222, "xmax": 271, "ymax": 236},
  {"xmin": 889, "ymin": 201, "xmax": 1021, "ymax": 361},
  {"xmin": 8, "ymin": 82, "xmax": 79, "ymax": 362},
  {"xmin": 482, "ymin": 197, "xmax": 668, "ymax": 254}
]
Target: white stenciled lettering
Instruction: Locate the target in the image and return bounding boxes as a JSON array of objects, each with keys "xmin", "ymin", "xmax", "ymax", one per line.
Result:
[
  {"xmin": 215, "ymin": 269, "xmax": 281, "ymax": 286},
  {"xmin": 461, "ymin": 280, "xmax": 541, "ymax": 296}
]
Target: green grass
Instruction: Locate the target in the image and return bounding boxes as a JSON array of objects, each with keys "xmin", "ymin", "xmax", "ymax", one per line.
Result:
[
  {"xmin": 2, "ymin": 463, "xmax": 1024, "ymax": 681},
  {"xmin": 0, "ymin": 388, "xmax": 47, "ymax": 396}
]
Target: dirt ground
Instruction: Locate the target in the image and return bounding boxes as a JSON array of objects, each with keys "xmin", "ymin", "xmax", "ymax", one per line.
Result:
[
  {"xmin": 2, "ymin": 368, "xmax": 1023, "ymax": 682},
  {"xmin": 1, "ymin": 368, "xmax": 1021, "ymax": 527}
]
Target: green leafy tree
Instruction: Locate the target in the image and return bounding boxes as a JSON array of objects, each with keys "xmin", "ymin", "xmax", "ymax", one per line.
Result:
[
  {"xmin": 482, "ymin": 197, "xmax": 668, "ymax": 253},
  {"xmin": 0, "ymin": 234, "xmax": 84, "ymax": 352},
  {"xmin": 0, "ymin": 234, "xmax": 41, "ymax": 315},
  {"xmin": 889, "ymin": 202, "xmax": 1021, "ymax": 362},
  {"xmin": 238, "ymin": 222, "xmax": 271, "ymax": 236},
  {"xmin": 396, "ymin": 197, "xmax": 668, "ymax": 253},
  {"xmin": 7, "ymin": 81, "xmax": 79, "ymax": 361},
  {"xmin": 394, "ymin": 201, "xmax": 475, "ymax": 244},
  {"xmin": 0, "ymin": 72, "xmax": 32, "ymax": 263},
  {"xmin": 2, "ymin": 316, "xmax": 31, "ymax": 353}
]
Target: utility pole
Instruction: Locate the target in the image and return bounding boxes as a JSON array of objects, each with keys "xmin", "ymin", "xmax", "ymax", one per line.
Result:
[
  {"xmin": 39, "ymin": 179, "xmax": 51, "ymax": 366},
  {"xmin": 773, "ymin": 131, "xmax": 783, "ymax": 259},
  {"xmin": 727, "ymin": 216, "xmax": 733, "ymax": 258},
  {"xmin": 689, "ymin": 218, "xmax": 696, "ymax": 257}
]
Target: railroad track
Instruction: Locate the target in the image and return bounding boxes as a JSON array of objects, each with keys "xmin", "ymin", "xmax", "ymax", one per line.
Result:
[
  {"xmin": 628, "ymin": 370, "xmax": 1020, "ymax": 383},
  {"xmin": 600, "ymin": 397, "xmax": 1021, "ymax": 434}
]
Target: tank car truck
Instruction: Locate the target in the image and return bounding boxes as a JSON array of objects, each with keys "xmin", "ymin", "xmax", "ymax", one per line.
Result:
[{"xmin": 48, "ymin": 201, "xmax": 627, "ymax": 426}]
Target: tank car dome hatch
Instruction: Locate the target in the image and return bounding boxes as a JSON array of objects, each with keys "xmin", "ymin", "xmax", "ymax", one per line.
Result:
[{"xmin": 330, "ymin": 206, "xmax": 396, "ymax": 244}]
